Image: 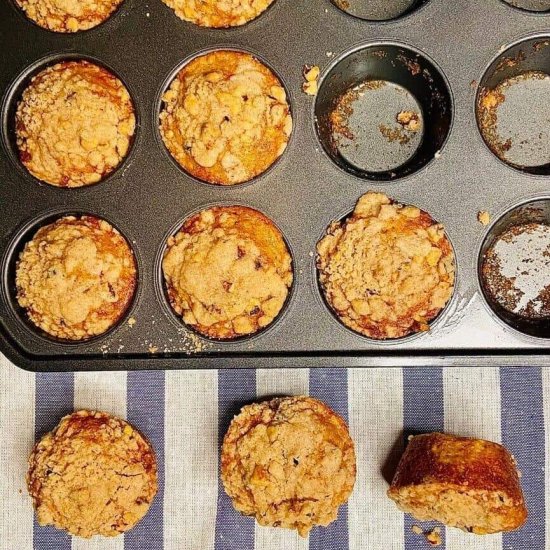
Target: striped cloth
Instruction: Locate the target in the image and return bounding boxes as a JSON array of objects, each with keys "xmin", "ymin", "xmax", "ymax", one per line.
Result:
[{"xmin": 1, "ymin": 355, "xmax": 547, "ymax": 550}]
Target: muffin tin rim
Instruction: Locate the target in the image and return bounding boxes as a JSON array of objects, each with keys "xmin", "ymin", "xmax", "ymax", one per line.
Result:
[
  {"xmin": 473, "ymin": 31, "xmax": 550, "ymax": 178},
  {"xmin": 1, "ymin": 207, "xmax": 143, "ymax": 349},
  {"xmin": 153, "ymin": 200, "xmax": 298, "ymax": 345},
  {"xmin": 153, "ymin": 44, "xmax": 296, "ymax": 189},
  {"xmin": 328, "ymin": 0, "xmax": 432, "ymax": 24},
  {"xmin": 475, "ymin": 192, "xmax": 550, "ymax": 342},
  {"xmin": 311, "ymin": 38, "xmax": 456, "ymax": 185},
  {"xmin": 310, "ymin": 193, "xmax": 461, "ymax": 346},
  {"xmin": 0, "ymin": 52, "xmax": 142, "ymax": 192},
  {"xmin": 499, "ymin": 0, "xmax": 550, "ymax": 15}
]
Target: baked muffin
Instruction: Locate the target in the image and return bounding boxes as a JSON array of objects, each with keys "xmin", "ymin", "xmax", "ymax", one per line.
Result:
[
  {"xmin": 15, "ymin": 0, "xmax": 124, "ymax": 32},
  {"xmin": 221, "ymin": 396, "xmax": 356, "ymax": 537},
  {"xmin": 16, "ymin": 61, "xmax": 135, "ymax": 187},
  {"xmin": 162, "ymin": 206, "xmax": 293, "ymax": 339},
  {"xmin": 388, "ymin": 433, "xmax": 527, "ymax": 534},
  {"xmin": 16, "ymin": 215, "xmax": 137, "ymax": 340},
  {"xmin": 159, "ymin": 50, "xmax": 292, "ymax": 185},
  {"xmin": 317, "ymin": 191, "xmax": 455, "ymax": 339},
  {"xmin": 161, "ymin": 0, "xmax": 275, "ymax": 27},
  {"xmin": 28, "ymin": 410, "xmax": 157, "ymax": 538}
]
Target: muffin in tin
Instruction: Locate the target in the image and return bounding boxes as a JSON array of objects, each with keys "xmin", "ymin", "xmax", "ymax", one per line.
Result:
[
  {"xmin": 28, "ymin": 410, "xmax": 158, "ymax": 538},
  {"xmin": 15, "ymin": 0, "xmax": 124, "ymax": 32},
  {"xmin": 162, "ymin": 206, "xmax": 293, "ymax": 339},
  {"xmin": 317, "ymin": 191, "xmax": 455, "ymax": 339},
  {"xmin": 15, "ymin": 60, "xmax": 136, "ymax": 188},
  {"xmin": 16, "ymin": 215, "xmax": 137, "ymax": 341},
  {"xmin": 221, "ymin": 396, "xmax": 356, "ymax": 537},
  {"xmin": 159, "ymin": 50, "xmax": 292, "ymax": 186},
  {"xmin": 161, "ymin": 0, "xmax": 275, "ymax": 28}
]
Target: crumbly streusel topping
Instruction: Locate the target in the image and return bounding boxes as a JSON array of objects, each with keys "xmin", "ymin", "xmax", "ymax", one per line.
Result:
[
  {"xmin": 162, "ymin": 206, "xmax": 293, "ymax": 339},
  {"xmin": 317, "ymin": 192, "xmax": 455, "ymax": 339},
  {"xmin": 221, "ymin": 396, "xmax": 356, "ymax": 537},
  {"xmin": 16, "ymin": 0, "xmax": 124, "ymax": 32},
  {"xmin": 16, "ymin": 216, "xmax": 136, "ymax": 340},
  {"xmin": 161, "ymin": 0, "xmax": 274, "ymax": 27},
  {"xmin": 159, "ymin": 51, "xmax": 292, "ymax": 185},
  {"xmin": 16, "ymin": 61, "xmax": 135, "ymax": 187},
  {"xmin": 28, "ymin": 410, "xmax": 157, "ymax": 538}
]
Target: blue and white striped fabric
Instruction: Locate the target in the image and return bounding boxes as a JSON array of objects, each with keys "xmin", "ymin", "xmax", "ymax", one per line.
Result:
[{"xmin": 1, "ymin": 356, "xmax": 547, "ymax": 550}]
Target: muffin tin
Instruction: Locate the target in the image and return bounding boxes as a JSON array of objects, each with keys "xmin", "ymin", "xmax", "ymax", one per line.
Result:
[{"xmin": 1, "ymin": 0, "xmax": 550, "ymax": 370}]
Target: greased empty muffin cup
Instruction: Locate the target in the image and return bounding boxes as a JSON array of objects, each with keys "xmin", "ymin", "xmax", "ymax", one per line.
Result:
[
  {"xmin": 161, "ymin": 205, "xmax": 293, "ymax": 340},
  {"xmin": 478, "ymin": 197, "xmax": 550, "ymax": 339},
  {"xmin": 14, "ymin": 214, "xmax": 137, "ymax": 341},
  {"xmin": 476, "ymin": 37, "xmax": 550, "ymax": 175},
  {"xmin": 221, "ymin": 396, "xmax": 356, "ymax": 537},
  {"xmin": 28, "ymin": 410, "xmax": 158, "ymax": 538},
  {"xmin": 331, "ymin": 0, "xmax": 430, "ymax": 22},
  {"xmin": 388, "ymin": 433, "xmax": 527, "ymax": 534},
  {"xmin": 15, "ymin": 0, "xmax": 125, "ymax": 32},
  {"xmin": 159, "ymin": 49, "xmax": 292, "ymax": 186},
  {"xmin": 160, "ymin": 0, "xmax": 276, "ymax": 27},
  {"xmin": 314, "ymin": 43, "xmax": 452, "ymax": 181},
  {"xmin": 317, "ymin": 192, "xmax": 456, "ymax": 340},
  {"xmin": 501, "ymin": 0, "xmax": 550, "ymax": 12},
  {"xmin": 13, "ymin": 59, "xmax": 136, "ymax": 188}
]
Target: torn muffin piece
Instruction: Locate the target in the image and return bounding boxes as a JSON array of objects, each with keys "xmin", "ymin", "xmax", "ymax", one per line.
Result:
[
  {"xmin": 162, "ymin": 206, "xmax": 293, "ymax": 339},
  {"xmin": 160, "ymin": 50, "xmax": 292, "ymax": 185},
  {"xmin": 221, "ymin": 396, "xmax": 356, "ymax": 537},
  {"xmin": 388, "ymin": 432, "xmax": 527, "ymax": 535}
]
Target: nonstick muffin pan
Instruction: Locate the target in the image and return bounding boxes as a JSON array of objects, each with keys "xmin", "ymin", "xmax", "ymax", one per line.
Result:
[{"xmin": 1, "ymin": 0, "xmax": 550, "ymax": 371}]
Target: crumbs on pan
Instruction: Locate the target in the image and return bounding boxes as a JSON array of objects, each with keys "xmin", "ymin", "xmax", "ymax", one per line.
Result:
[
  {"xmin": 302, "ymin": 65, "xmax": 320, "ymax": 96},
  {"xmin": 478, "ymin": 211, "xmax": 491, "ymax": 226}
]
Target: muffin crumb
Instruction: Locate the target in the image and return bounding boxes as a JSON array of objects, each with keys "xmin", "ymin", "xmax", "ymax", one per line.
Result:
[
  {"xmin": 303, "ymin": 65, "xmax": 320, "ymax": 96},
  {"xmin": 478, "ymin": 211, "xmax": 491, "ymax": 226}
]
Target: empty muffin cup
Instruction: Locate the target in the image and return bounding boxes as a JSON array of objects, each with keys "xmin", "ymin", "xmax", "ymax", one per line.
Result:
[
  {"xmin": 479, "ymin": 197, "xmax": 550, "ymax": 339},
  {"xmin": 501, "ymin": 0, "xmax": 550, "ymax": 12},
  {"xmin": 476, "ymin": 37, "xmax": 550, "ymax": 174},
  {"xmin": 315, "ymin": 43, "xmax": 452, "ymax": 181},
  {"xmin": 331, "ymin": 0, "xmax": 429, "ymax": 22}
]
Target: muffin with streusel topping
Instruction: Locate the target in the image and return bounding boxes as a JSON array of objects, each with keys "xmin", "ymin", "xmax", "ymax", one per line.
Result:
[
  {"xmin": 161, "ymin": 0, "xmax": 275, "ymax": 28},
  {"xmin": 317, "ymin": 191, "xmax": 455, "ymax": 339},
  {"xmin": 28, "ymin": 410, "xmax": 157, "ymax": 538},
  {"xmin": 162, "ymin": 206, "xmax": 293, "ymax": 339},
  {"xmin": 159, "ymin": 50, "xmax": 292, "ymax": 185},
  {"xmin": 16, "ymin": 0, "xmax": 124, "ymax": 32},
  {"xmin": 221, "ymin": 396, "xmax": 356, "ymax": 537},
  {"xmin": 15, "ymin": 60, "xmax": 135, "ymax": 187},
  {"xmin": 16, "ymin": 215, "xmax": 137, "ymax": 340}
]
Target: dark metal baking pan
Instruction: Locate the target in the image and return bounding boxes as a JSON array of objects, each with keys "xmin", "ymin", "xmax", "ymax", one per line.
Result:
[{"xmin": 1, "ymin": 0, "xmax": 550, "ymax": 370}]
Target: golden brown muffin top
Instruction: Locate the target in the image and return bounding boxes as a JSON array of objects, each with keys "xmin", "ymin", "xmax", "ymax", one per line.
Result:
[
  {"xmin": 27, "ymin": 410, "xmax": 158, "ymax": 538},
  {"xmin": 162, "ymin": 206, "xmax": 293, "ymax": 339},
  {"xmin": 16, "ymin": 61, "xmax": 135, "ymax": 187},
  {"xmin": 221, "ymin": 396, "xmax": 356, "ymax": 537},
  {"xmin": 16, "ymin": 215, "xmax": 136, "ymax": 340},
  {"xmin": 161, "ymin": 0, "xmax": 275, "ymax": 27},
  {"xmin": 389, "ymin": 433, "xmax": 525, "ymax": 500},
  {"xmin": 159, "ymin": 51, "xmax": 292, "ymax": 185},
  {"xmin": 16, "ymin": 0, "xmax": 124, "ymax": 32},
  {"xmin": 317, "ymin": 191, "xmax": 455, "ymax": 339}
]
